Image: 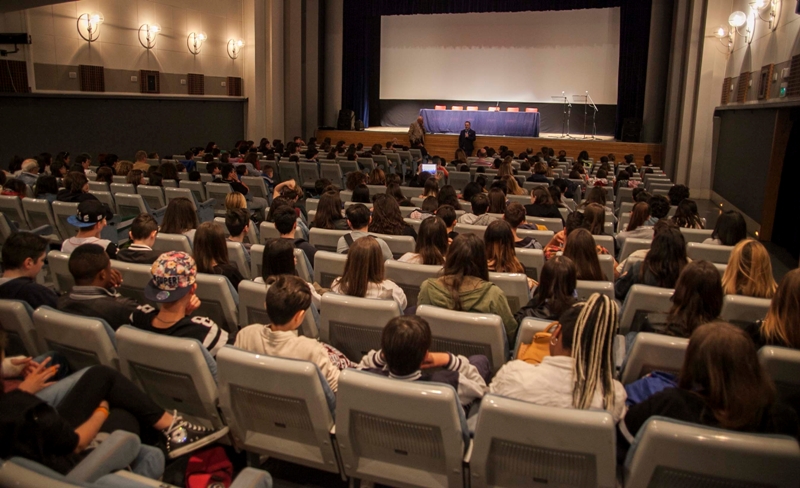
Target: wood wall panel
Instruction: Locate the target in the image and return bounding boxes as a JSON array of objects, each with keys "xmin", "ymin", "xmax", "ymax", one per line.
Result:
[{"xmin": 316, "ymin": 129, "xmax": 664, "ymax": 167}]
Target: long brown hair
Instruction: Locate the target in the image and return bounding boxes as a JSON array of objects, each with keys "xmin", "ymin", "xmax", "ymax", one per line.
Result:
[
  {"xmin": 193, "ymin": 221, "xmax": 230, "ymax": 273},
  {"xmin": 641, "ymin": 225, "xmax": 687, "ymax": 288},
  {"xmin": 369, "ymin": 194, "xmax": 407, "ymax": 236},
  {"xmin": 415, "ymin": 217, "xmax": 448, "ymax": 266},
  {"xmin": 532, "ymin": 256, "xmax": 577, "ymax": 317},
  {"xmin": 627, "ymin": 202, "xmax": 650, "ymax": 232},
  {"xmin": 666, "ymin": 260, "xmax": 723, "ymax": 338},
  {"xmin": 313, "ymin": 190, "xmax": 344, "ymax": 230},
  {"xmin": 761, "ymin": 268, "xmax": 800, "ymax": 348},
  {"xmin": 441, "ymin": 234, "xmax": 489, "ymax": 311},
  {"xmin": 487, "ymin": 188, "xmax": 506, "ymax": 214},
  {"xmin": 161, "ymin": 197, "xmax": 199, "ymax": 234},
  {"xmin": 679, "ymin": 322, "xmax": 776, "ymax": 430},
  {"xmin": 722, "ymin": 239, "xmax": 777, "ymax": 299},
  {"xmin": 563, "ymin": 228, "xmax": 605, "ymax": 281},
  {"xmin": 582, "ymin": 203, "xmax": 605, "ymax": 235},
  {"xmin": 484, "ymin": 220, "xmax": 524, "ymax": 273},
  {"xmin": 337, "ymin": 236, "xmax": 385, "ymax": 298}
]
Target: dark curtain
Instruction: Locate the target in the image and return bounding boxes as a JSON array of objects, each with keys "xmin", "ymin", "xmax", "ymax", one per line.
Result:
[
  {"xmin": 342, "ymin": 0, "xmax": 653, "ymax": 137},
  {"xmin": 615, "ymin": 0, "xmax": 653, "ymax": 139}
]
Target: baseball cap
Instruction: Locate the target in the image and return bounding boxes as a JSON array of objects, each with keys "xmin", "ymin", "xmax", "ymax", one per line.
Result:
[
  {"xmin": 144, "ymin": 251, "xmax": 197, "ymax": 303},
  {"xmin": 67, "ymin": 200, "xmax": 114, "ymax": 228}
]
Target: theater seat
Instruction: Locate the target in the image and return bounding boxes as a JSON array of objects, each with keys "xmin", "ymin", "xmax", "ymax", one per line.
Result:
[{"xmin": 506, "ymin": 107, "xmax": 519, "ymax": 112}]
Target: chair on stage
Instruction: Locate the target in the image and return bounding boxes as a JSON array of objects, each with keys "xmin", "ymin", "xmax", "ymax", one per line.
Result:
[
  {"xmin": 488, "ymin": 106, "xmax": 500, "ymax": 112},
  {"xmin": 451, "ymin": 106, "xmax": 464, "ymax": 110},
  {"xmin": 466, "ymin": 106, "xmax": 479, "ymax": 111},
  {"xmin": 434, "ymin": 105, "xmax": 446, "ymax": 110},
  {"xmin": 525, "ymin": 107, "xmax": 539, "ymax": 113},
  {"xmin": 506, "ymin": 107, "xmax": 519, "ymax": 112}
]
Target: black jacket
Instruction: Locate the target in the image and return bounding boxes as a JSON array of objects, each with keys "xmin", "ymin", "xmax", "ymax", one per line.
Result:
[
  {"xmin": 0, "ymin": 277, "xmax": 58, "ymax": 310},
  {"xmin": 58, "ymin": 286, "xmax": 139, "ymax": 331},
  {"xmin": 458, "ymin": 129, "xmax": 476, "ymax": 153}
]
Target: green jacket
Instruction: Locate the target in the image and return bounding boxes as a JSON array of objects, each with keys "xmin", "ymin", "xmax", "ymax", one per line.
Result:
[{"xmin": 418, "ymin": 277, "xmax": 518, "ymax": 345}]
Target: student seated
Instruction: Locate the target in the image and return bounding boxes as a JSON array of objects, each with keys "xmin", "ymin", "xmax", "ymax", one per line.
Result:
[
  {"xmin": 504, "ymin": 202, "xmax": 542, "ymax": 249},
  {"xmin": 331, "ymin": 237, "xmax": 407, "ymax": 311},
  {"xmin": 193, "ymin": 222, "xmax": 244, "ymax": 291},
  {"xmin": 337, "ymin": 203, "xmax": 393, "ymax": 260},
  {"xmin": 525, "ymin": 187, "xmax": 563, "ymax": 222},
  {"xmin": 116, "ymin": 213, "xmax": 161, "ymax": 264},
  {"xmin": 418, "ymin": 234, "xmax": 517, "ymax": 343},
  {"xmin": 160, "ymin": 197, "xmax": 199, "ymax": 243},
  {"xmin": 225, "ymin": 208, "xmax": 252, "ymax": 271},
  {"xmin": 515, "ymin": 256, "xmax": 577, "ymax": 322},
  {"xmin": 619, "ymin": 322, "xmax": 799, "ymax": 455},
  {"xmin": 704, "ymin": 210, "xmax": 747, "ymax": 246},
  {"xmin": 491, "ymin": 295, "xmax": 627, "ymax": 422},
  {"xmin": 358, "ymin": 316, "xmax": 489, "ymax": 407},
  {"xmin": 255, "ymin": 238, "xmax": 322, "ymax": 309},
  {"xmin": 409, "ymin": 196, "xmax": 438, "ymax": 220},
  {"xmin": 645, "ymin": 194, "xmax": 670, "ymax": 226},
  {"xmin": 58, "ymin": 244, "xmax": 138, "ymax": 331},
  {"xmin": 721, "ymin": 239, "xmax": 777, "ymax": 299},
  {"xmin": 398, "ymin": 217, "xmax": 448, "ymax": 265},
  {"xmin": 235, "ymin": 275, "xmax": 350, "ymax": 393},
  {"xmin": 563, "ymin": 228, "xmax": 617, "ymax": 281},
  {"xmin": 616, "ymin": 202, "xmax": 655, "ymax": 249},
  {"xmin": 615, "ymin": 225, "xmax": 688, "ymax": 301},
  {"xmin": 457, "ymin": 193, "xmax": 495, "ymax": 226},
  {"xmin": 369, "ymin": 194, "xmax": 417, "ymax": 237},
  {"xmin": 129, "ymin": 251, "xmax": 231, "ymax": 358},
  {"xmin": 273, "ymin": 206, "xmax": 317, "ymax": 268},
  {"xmin": 745, "ymin": 268, "xmax": 800, "ymax": 350},
  {"xmin": 0, "ymin": 232, "xmax": 58, "ymax": 309},
  {"xmin": 670, "ymin": 199, "xmax": 704, "ymax": 229},
  {"xmin": 61, "ymin": 200, "xmax": 117, "ymax": 259},
  {"xmin": 436, "ymin": 204, "xmax": 459, "ymax": 241},
  {"xmin": 310, "ymin": 190, "xmax": 349, "ymax": 230}
]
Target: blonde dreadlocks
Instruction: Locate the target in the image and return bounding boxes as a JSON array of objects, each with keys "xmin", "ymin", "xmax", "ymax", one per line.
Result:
[{"xmin": 570, "ymin": 293, "xmax": 619, "ymax": 412}]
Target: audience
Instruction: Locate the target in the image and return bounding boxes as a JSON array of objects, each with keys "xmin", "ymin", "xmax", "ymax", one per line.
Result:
[
  {"xmin": 645, "ymin": 194, "xmax": 670, "ymax": 226},
  {"xmin": 61, "ymin": 200, "xmax": 117, "ymax": 259},
  {"xmin": 616, "ymin": 201, "xmax": 654, "ymax": 248},
  {"xmin": 312, "ymin": 190, "xmax": 348, "ymax": 230},
  {"xmin": 369, "ymin": 194, "xmax": 417, "ymax": 238},
  {"xmin": 58, "ymin": 244, "xmax": 138, "ymax": 330},
  {"xmin": 398, "ymin": 217, "xmax": 448, "ymax": 265},
  {"xmin": 129, "ymin": 251, "xmax": 230, "ymax": 358},
  {"xmin": 563, "ymin": 228, "xmax": 608, "ymax": 281},
  {"xmin": 705, "ymin": 210, "xmax": 747, "ymax": 246},
  {"xmin": 116, "ymin": 214, "xmax": 160, "ymax": 264},
  {"xmin": 33, "ymin": 174, "xmax": 58, "ymax": 202},
  {"xmin": 0, "ymin": 232, "xmax": 58, "ymax": 309},
  {"xmin": 418, "ymin": 234, "xmax": 517, "ymax": 343},
  {"xmin": 161, "ymin": 197, "xmax": 199, "ymax": 243},
  {"xmin": 225, "ymin": 208, "xmax": 252, "ymax": 269},
  {"xmin": 493, "ymin": 295, "xmax": 626, "ymax": 421},
  {"xmin": 670, "ymin": 199, "xmax": 704, "ymax": 229},
  {"xmin": 487, "ymin": 187, "xmax": 506, "ymax": 214},
  {"xmin": 273, "ymin": 205, "xmax": 317, "ymax": 268},
  {"xmin": 193, "ymin": 221, "xmax": 244, "ymax": 290},
  {"xmin": 255, "ymin": 238, "xmax": 322, "ymax": 309},
  {"xmin": 458, "ymin": 193, "xmax": 495, "ymax": 226},
  {"xmin": 745, "ymin": 268, "xmax": 800, "ymax": 349},
  {"xmin": 616, "ymin": 225, "xmax": 688, "ymax": 300},
  {"xmin": 56, "ymin": 172, "xmax": 97, "ymax": 203},
  {"xmin": 721, "ymin": 239, "xmax": 777, "ymax": 299},
  {"xmin": 331, "ymin": 237, "xmax": 407, "ymax": 310},
  {"xmin": 337, "ymin": 203, "xmax": 393, "ymax": 260},
  {"xmin": 515, "ymin": 256, "xmax": 577, "ymax": 322}
]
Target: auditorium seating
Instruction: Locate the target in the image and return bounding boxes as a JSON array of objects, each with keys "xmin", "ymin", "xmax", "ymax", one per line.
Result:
[
  {"xmin": 0, "ymin": 299, "xmax": 44, "ymax": 357},
  {"xmin": 33, "ymin": 306, "xmax": 119, "ymax": 372},
  {"xmin": 619, "ymin": 285, "xmax": 674, "ymax": 334},
  {"xmin": 319, "ymin": 293, "xmax": 400, "ymax": 362},
  {"xmin": 619, "ymin": 332, "xmax": 688, "ymax": 385}
]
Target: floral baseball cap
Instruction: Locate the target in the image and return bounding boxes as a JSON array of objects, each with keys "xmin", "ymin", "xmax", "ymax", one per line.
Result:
[{"xmin": 144, "ymin": 251, "xmax": 197, "ymax": 303}]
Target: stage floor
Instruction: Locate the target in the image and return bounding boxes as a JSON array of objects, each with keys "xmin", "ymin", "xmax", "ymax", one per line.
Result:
[{"xmin": 364, "ymin": 126, "xmax": 616, "ymax": 142}]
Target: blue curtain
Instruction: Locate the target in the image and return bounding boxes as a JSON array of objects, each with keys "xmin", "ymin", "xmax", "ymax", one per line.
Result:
[{"xmin": 342, "ymin": 0, "xmax": 652, "ymax": 138}]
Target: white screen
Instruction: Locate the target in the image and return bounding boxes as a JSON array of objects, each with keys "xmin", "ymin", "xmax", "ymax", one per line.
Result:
[{"xmin": 380, "ymin": 9, "xmax": 620, "ymax": 105}]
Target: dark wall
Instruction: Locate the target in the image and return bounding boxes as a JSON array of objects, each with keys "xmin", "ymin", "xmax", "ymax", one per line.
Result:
[
  {"xmin": 0, "ymin": 94, "xmax": 246, "ymax": 167},
  {"xmin": 712, "ymin": 108, "xmax": 777, "ymax": 223},
  {"xmin": 379, "ymin": 100, "xmax": 616, "ymax": 136}
]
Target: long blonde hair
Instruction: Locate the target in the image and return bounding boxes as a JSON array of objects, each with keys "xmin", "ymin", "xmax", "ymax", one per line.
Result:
[
  {"xmin": 761, "ymin": 269, "xmax": 800, "ymax": 348},
  {"xmin": 722, "ymin": 239, "xmax": 777, "ymax": 299},
  {"xmin": 501, "ymin": 175, "xmax": 526, "ymax": 196}
]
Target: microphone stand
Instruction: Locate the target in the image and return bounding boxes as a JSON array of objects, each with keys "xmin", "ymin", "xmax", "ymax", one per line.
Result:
[{"xmin": 587, "ymin": 93, "xmax": 599, "ymax": 140}]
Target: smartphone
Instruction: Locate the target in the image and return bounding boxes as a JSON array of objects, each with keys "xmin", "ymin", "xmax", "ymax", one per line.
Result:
[{"xmin": 421, "ymin": 163, "xmax": 437, "ymax": 174}]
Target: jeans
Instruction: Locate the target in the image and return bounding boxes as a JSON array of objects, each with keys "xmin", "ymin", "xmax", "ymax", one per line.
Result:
[
  {"xmin": 36, "ymin": 366, "xmax": 90, "ymax": 407},
  {"xmin": 67, "ymin": 430, "xmax": 164, "ymax": 482}
]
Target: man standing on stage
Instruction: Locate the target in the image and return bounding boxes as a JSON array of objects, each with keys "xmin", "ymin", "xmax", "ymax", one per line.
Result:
[{"xmin": 459, "ymin": 121, "xmax": 477, "ymax": 157}]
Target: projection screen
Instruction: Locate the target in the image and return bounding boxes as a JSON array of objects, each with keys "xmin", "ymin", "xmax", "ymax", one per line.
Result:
[{"xmin": 380, "ymin": 9, "xmax": 621, "ymax": 105}]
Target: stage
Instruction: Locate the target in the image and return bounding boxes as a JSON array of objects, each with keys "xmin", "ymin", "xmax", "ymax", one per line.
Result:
[{"xmin": 316, "ymin": 127, "xmax": 662, "ymax": 166}]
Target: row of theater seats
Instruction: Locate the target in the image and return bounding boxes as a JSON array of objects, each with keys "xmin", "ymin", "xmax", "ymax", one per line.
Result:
[{"xmin": 1, "ymin": 291, "xmax": 798, "ymax": 487}]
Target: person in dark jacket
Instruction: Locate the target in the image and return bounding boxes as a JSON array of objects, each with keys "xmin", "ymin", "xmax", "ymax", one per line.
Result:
[
  {"xmin": 525, "ymin": 187, "xmax": 564, "ymax": 222},
  {"xmin": 515, "ymin": 256, "xmax": 577, "ymax": 322},
  {"xmin": 58, "ymin": 244, "xmax": 138, "ymax": 330},
  {"xmin": 0, "ymin": 232, "xmax": 57, "ymax": 310}
]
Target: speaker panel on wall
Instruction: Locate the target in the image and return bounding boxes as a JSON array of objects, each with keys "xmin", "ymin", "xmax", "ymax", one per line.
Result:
[{"xmin": 337, "ymin": 109, "xmax": 354, "ymax": 130}]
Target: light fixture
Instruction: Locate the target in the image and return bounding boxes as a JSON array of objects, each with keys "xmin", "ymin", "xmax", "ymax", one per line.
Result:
[
  {"xmin": 714, "ymin": 25, "xmax": 734, "ymax": 53},
  {"xmin": 227, "ymin": 39, "xmax": 244, "ymax": 59},
  {"xmin": 727, "ymin": 9, "xmax": 754, "ymax": 45},
  {"xmin": 77, "ymin": 12, "xmax": 104, "ymax": 42},
  {"xmin": 138, "ymin": 23, "xmax": 161, "ymax": 49},
  {"xmin": 728, "ymin": 11, "xmax": 748, "ymax": 28},
  {"xmin": 187, "ymin": 32, "xmax": 207, "ymax": 55},
  {"xmin": 750, "ymin": 0, "xmax": 781, "ymax": 31}
]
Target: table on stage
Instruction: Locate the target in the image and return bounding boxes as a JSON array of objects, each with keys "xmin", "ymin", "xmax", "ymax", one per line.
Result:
[{"xmin": 420, "ymin": 108, "xmax": 540, "ymax": 137}]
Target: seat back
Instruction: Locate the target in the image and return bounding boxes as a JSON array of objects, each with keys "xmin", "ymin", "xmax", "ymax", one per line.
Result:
[
  {"xmin": 593, "ymin": 235, "xmax": 614, "ymax": 253},
  {"xmin": 0, "ymin": 195, "xmax": 29, "ymax": 230},
  {"xmin": 620, "ymin": 332, "xmax": 689, "ymax": 384},
  {"xmin": 163, "ymin": 186, "xmax": 196, "ymax": 206},
  {"xmin": 237, "ymin": 280, "xmax": 318, "ymax": 338},
  {"xmin": 619, "ymin": 237, "xmax": 652, "ymax": 262},
  {"xmin": 598, "ymin": 254, "xmax": 615, "ymax": 282},
  {"xmin": 278, "ymin": 162, "xmax": 300, "ymax": 183},
  {"xmin": 488, "ymin": 272, "xmax": 528, "ymax": 313},
  {"xmin": 319, "ymin": 164, "xmax": 344, "ymax": 188},
  {"xmin": 417, "ymin": 305, "xmax": 506, "ymax": 372},
  {"xmin": 110, "ymin": 183, "xmax": 136, "ymax": 195},
  {"xmin": 22, "ymin": 198, "xmax": 62, "ymax": 240},
  {"xmin": 513, "ymin": 317, "xmax": 556, "ymax": 358},
  {"xmin": 319, "ymin": 293, "xmax": 400, "ymax": 361},
  {"xmin": 136, "ymin": 185, "xmax": 165, "ymax": 210},
  {"xmin": 525, "ymin": 216, "xmax": 563, "ymax": 233},
  {"xmin": 312, "ymin": 251, "xmax": 347, "ymax": 288},
  {"xmin": 51, "ymin": 201, "xmax": 80, "ymax": 239},
  {"xmin": 89, "ymin": 190, "xmax": 116, "ymax": 213},
  {"xmin": 470, "ymin": 396, "xmax": 617, "ymax": 488},
  {"xmin": 116, "ymin": 326, "xmax": 223, "ymax": 429},
  {"xmin": 516, "ymin": 228, "xmax": 555, "ymax": 245},
  {"xmin": 369, "ymin": 233, "xmax": 415, "ymax": 259},
  {"xmin": 720, "ymin": 294, "xmax": 771, "ymax": 323},
  {"xmin": 335, "ymin": 369, "xmax": 467, "ymax": 488},
  {"xmin": 258, "ymin": 221, "xmax": 303, "ymax": 242},
  {"xmin": 225, "ymin": 241, "xmax": 251, "ymax": 279},
  {"xmin": 357, "ymin": 157, "xmax": 375, "ymax": 173},
  {"xmin": 205, "ymin": 182, "xmax": 233, "ymax": 213},
  {"xmin": 153, "ymin": 233, "xmax": 193, "ymax": 254},
  {"xmin": 0, "ymin": 299, "xmax": 45, "ymax": 357},
  {"xmin": 240, "ymin": 176, "xmax": 269, "ymax": 200},
  {"xmin": 575, "ymin": 280, "xmax": 614, "ymax": 302},
  {"xmin": 249, "ymin": 244, "xmax": 264, "ymax": 279},
  {"xmin": 298, "ymin": 162, "xmax": 320, "ymax": 189},
  {"xmin": 47, "ymin": 250, "xmax": 74, "ymax": 294},
  {"xmin": 294, "ymin": 248, "xmax": 313, "ymax": 282},
  {"xmin": 109, "ymin": 260, "xmax": 155, "ymax": 306},
  {"xmin": 625, "ymin": 417, "xmax": 800, "ymax": 487},
  {"xmin": 178, "ymin": 180, "xmax": 207, "ymax": 203},
  {"xmin": 679, "ymin": 228, "xmax": 713, "ymax": 244},
  {"xmin": 686, "ymin": 242, "xmax": 734, "ymax": 264},
  {"xmin": 194, "ymin": 273, "xmax": 239, "ymax": 334},
  {"xmin": 113, "ymin": 193, "xmax": 148, "ymax": 219},
  {"xmin": 216, "ymin": 347, "xmax": 339, "ymax": 473},
  {"xmin": 619, "ymin": 285, "xmax": 674, "ymax": 334},
  {"xmin": 33, "ymin": 306, "xmax": 118, "ymax": 371},
  {"xmin": 758, "ymin": 346, "xmax": 800, "ymax": 409},
  {"xmin": 448, "ymin": 172, "xmax": 472, "ymax": 192},
  {"xmin": 384, "ymin": 261, "xmax": 442, "ymax": 308}
]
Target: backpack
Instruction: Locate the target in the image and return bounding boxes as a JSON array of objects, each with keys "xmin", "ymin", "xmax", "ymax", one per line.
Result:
[{"xmin": 185, "ymin": 446, "xmax": 233, "ymax": 488}]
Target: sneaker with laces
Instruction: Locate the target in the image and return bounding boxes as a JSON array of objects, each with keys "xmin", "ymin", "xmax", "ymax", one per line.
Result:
[{"xmin": 162, "ymin": 412, "xmax": 229, "ymax": 459}]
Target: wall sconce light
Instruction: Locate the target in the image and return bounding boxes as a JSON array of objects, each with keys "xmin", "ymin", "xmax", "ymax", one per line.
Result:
[
  {"xmin": 714, "ymin": 24, "xmax": 735, "ymax": 53},
  {"xmin": 187, "ymin": 32, "xmax": 207, "ymax": 55},
  {"xmin": 227, "ymin": 39, "xmax": 244, "ymax": 59},
  {"xmin": 138, "ymin": 23, "xmax": 161, "ymax": 49},
  {"xmin": 77, "ymin": 12, "xmax": 104, "ymax": 42},
  {"xmin": 750, "ymin": 0, "xmax": 781, "ymax": 31}
]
